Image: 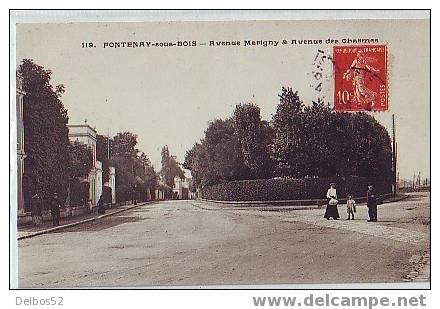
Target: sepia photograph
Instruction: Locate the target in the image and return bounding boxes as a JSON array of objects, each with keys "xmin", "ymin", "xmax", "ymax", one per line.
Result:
[{"xmin": 10, "ymin": 10, "xmax": 430, "ymax": 289}]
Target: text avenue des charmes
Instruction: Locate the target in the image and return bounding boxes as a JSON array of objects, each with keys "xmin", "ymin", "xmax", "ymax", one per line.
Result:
[{"xmin": 98, "ymin": 38, "xmax": 380, "ymax": 49}]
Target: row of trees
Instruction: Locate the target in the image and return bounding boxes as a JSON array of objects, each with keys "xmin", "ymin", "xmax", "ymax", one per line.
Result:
[
  {"xmin": 20, "ymin": 59, "xmax": 175, "ymax": 210},
  {"xmin": 184, "ymin": 87, "xmax": 393, "ymax": 188},
  {"xmin": 107, "ymin": 131, "xmax": 159, "ymax": 202}
]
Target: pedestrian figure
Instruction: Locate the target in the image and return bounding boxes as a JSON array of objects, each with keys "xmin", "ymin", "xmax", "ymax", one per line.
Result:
[
  {"xmin": 97, "ymin": 195, "xmax": 106, "ymax": 214},
  {"xmin": 132, "ymin": 185, "xmax": 137, "ymax": 205},
  {"xmin": 367, "ymin": 185, "xmax": 378, "ymax": 222},
  {"xmin": 324, "ymin": 183, "xmax": 340, "ymax": 220},
  {"xmin": 30, "ymin": 193, "xmax": 43, "ymax": 226},
  {"xmin": 346, "ymin": 194, "xmax": 356, "ymax": 220},
  {"xmin": 51, "ymin": 192, "xmax": 61, "ymax": 226}
]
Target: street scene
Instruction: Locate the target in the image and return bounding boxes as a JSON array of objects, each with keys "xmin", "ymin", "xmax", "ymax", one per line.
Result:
[
  {"xmin": 12, "ymin": 17, "xmax": 429, "ymax": 288},
  {"xmin": 18, "ymin": 192, "xmax": 429, "ymax": 287}
]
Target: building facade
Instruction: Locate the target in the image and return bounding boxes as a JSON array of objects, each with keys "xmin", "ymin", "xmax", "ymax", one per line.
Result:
[
  {"xmin": 16, "ymin": 72, "xmax": 26, "ymax": 214},
  {"xmin": 68, "ymin": 123, "xmax": 102, "ymax": 206},
  {"xmin": 173, "ymin": 175, "xmax": 195, "ymax": 199}
]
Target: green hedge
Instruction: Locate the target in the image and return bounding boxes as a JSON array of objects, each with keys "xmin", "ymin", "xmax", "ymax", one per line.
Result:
[{"xmin": 201, "ymin": 176, "xmax": 391, "ymax": 201}]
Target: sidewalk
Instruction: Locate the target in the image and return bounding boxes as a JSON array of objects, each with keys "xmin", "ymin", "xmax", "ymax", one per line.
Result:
[{"xmin": 17, "ymin": 202, "xmax": 150, "ymax": 240}]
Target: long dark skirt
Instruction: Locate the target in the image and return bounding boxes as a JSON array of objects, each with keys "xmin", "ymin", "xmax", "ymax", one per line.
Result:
[{"xmin": 324, "ymin": 202, "xmax": 340, "ymax": 219}]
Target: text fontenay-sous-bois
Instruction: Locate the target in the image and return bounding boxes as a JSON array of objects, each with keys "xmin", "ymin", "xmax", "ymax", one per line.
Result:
[{"xmin": 81, "ymin": 38, "xmax": 380, "ymax": 49}]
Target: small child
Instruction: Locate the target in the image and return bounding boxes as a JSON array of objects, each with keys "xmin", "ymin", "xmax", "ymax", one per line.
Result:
[{"xmin": 346, "ymin": 195, "xmax": 356, "ymax": 220}]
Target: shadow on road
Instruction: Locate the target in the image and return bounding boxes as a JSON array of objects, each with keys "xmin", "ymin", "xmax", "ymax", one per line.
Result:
[{"xmin": 53, "ymin": 216, "xmax": 145, "ymax": 232}]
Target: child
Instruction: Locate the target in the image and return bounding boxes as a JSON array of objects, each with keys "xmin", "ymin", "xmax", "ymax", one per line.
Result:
[{"xmin": 346, "ymin": 195, "xmax": 356, "ymax": 220}]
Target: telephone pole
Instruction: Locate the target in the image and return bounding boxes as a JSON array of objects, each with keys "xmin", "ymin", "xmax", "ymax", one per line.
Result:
[{"xmin": 392, "ymin": 114, "xmax": 397, "ymax": 195}]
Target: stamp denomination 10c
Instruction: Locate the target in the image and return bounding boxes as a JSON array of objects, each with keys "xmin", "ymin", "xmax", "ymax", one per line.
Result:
[{"xmin": 333, "ymin": 45, "xmax": 388, "ymax": 112}]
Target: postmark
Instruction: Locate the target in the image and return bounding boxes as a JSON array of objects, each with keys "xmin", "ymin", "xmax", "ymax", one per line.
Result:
[{"xmin": 333, "ymin": 45, "xmax": 388, "ymax": 112}]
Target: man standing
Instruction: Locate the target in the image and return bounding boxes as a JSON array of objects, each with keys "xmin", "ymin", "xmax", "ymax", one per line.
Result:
[
  {"xmin": 51, "ymin": 192, "xmax": 61, "ymax": 226},
  {"xmin": 132, "ymin": 184, "xmax": 137, "ymax": 205},
  {"xmin": 97, "ymin": 195, "xmax": 106, "ymax": 214},
  {"xmin": 366, "ymin": 185, "xmax": 378, "ymax": 222}
]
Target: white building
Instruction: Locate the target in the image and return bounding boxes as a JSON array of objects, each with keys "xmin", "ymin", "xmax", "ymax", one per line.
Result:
[
  {"xmin": 67, "ymin": 122, "xmax": 113, "ymax": 206},
  {"xmin": 173, "ymin": 169, "xmax": 195, "ymax": 199}
]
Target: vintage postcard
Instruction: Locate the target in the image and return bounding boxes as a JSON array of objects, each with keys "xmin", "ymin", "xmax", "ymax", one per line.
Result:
[{"xmin": 10, "ymin": 10, "xmax": 430, "ymax": 289}]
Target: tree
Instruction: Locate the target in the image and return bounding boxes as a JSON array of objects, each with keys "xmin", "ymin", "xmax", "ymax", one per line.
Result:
[
  {"xmin": 271, "ymin": 87, "xmax": 306, "ymax": 177},
  {"xmin": 67, "ymin": 141, "xmax": 93, "ymax": 179},
  {"xmin": 67, "ymin": 141, "xmax": 93, "ymax": 206},
  {"xmin": 185, "ymin": 85, "xmax": 392, "ymax": 191},
  {"xmin": 110, "ymin": 132, "xmax": 139, "ymax": 202},
  {"xmin": 233, "ymin": 103, "xmax": 274, "ymax": 178},
  {"xmin": 112, "ymin": 132, "xmax": 137, "ymax": 158},
  {"xmin": 20, "ymin": 59, "xmax": 70, "ymax": 210},
  {"xmin": 160, "ymin": 145, "xmax": 184, "ymax": 188},
  {"xmin": 184, "ymin": 119, "xmax": 249, "ymax": 186}
]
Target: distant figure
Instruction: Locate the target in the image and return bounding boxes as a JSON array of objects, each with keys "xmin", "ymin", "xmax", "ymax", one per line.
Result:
[
  {"xmin": 132, "ymin": 185, "xmax": 137, "ymax": 205},
  {"xmin": 51, "ymin": 192, "xmax": 61, "ymax": 226},
  {"xmin": 366, "ymin": 185, "xmax": 378, "ymax": 222},
  {"xmin": 346, "ymin": 194, "xmax": 356, "ymax": 220},
  {"xmin": 97, "ymin": 195, "xmax": 106, "ymax": 214},
  {"xmin": 30, "ymin": 193, "xmax": 42, "ymax": 226},
  {"xmin": 324, "ymin": 183, "xmax": 340, "ymax": 220}
]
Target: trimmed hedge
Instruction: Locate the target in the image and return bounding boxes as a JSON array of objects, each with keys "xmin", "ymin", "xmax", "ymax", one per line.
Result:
[{"xmin": 201, "ymin": 176, "xmax": 391, "ymax": 201}]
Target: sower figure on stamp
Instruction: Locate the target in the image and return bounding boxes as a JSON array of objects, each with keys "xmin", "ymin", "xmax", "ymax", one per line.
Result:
[
  {"xmin": 51, "ymin": 192, "xmax": 61, "ymax": 226},
  {"xmin": 366, "ymin": 185, "xmax": 378, "ymax": 222},
  {"xmin": 343, "ymin": 51, "xmax": 380, "ymax": 109},
  {"xmin": 324, "ymin": 183, "xmax": 340, "ymax": 220}
]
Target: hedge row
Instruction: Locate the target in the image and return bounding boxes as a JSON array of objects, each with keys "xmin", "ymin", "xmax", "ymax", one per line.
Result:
[{"xmin": 201, "ymin": 176, "xmax": 391, "ymax": 201}]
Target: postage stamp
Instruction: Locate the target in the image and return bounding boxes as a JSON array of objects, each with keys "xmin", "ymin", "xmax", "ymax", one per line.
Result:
[{"xmin": 333, "ymin": 45, "xmax": 388, "ymax": 112}]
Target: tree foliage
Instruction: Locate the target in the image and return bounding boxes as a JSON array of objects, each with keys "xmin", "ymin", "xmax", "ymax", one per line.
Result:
[
  {"xmin": 110, "ymin": 132, "xmax": 158, "ymax": 201},
  {"xmin": 184, "ymin": 118, "xmax": 249, "ymax": 187},
  {"xmin": 67, "ymin": 140, "xmax": 93, "ymax": 179},
  {"xmin": 233, "ymin": 103, "xmax": 274, "ymax": 179},
  {"xmin": 21, "ymin": 59, "xmax": 70, "ymax": 209},
  {"xmin": 160, "ymin": 145, "xmax": 184, "ymax": 188},
  {"xmin": 185, "ymin": 86, "xmax": 392, "ymax": 189},
  {"xmin": 272, "ymin": 87, "xmax": 392, "ymax": 181}
]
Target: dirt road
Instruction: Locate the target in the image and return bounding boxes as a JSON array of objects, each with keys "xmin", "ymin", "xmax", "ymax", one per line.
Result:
[{"xmin": 17, "ymin": 192, "xmax": 430, "ymax": 288}]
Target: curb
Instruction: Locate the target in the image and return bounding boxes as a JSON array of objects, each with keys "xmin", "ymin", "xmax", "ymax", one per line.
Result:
[
  {"xmin": 18, "ymin": 202, "xmax": 150, "ymax": 241},
  {"xmin": 199, "ymin": 194, "xmax": 409, "ymax": 209}
]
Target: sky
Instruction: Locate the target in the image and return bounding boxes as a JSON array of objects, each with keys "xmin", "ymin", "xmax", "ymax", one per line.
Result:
[{"xmin": 16, "ymin": 18, "xmax": 430, "ymax": 180}]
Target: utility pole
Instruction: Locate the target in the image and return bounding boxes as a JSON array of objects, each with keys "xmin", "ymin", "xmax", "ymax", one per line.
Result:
[
  {"xmin": 392, "ymin": 114, "xmax": 397, "ymax": 195},
  {"xmin": 107, "ymin": 128, "xmax": 110, "ymax": 160}
]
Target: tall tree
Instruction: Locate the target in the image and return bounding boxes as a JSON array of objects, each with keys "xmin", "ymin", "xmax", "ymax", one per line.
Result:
[
  {"xmin": 110, "ymin": 132, "xmax": 139, "ymax": 202},
  {"xmin": 20, "ymin": 59, "xmax": 70, "ymax": 209},
  {"xmin": 233, "ymin": 103, "xmax": 274, "ymax": 178},
  {"xmin": 184, "ymin": 119, "xmax": 249, "ymax": 186},
  {"xmin": 272, "ymin": 87, "xmax": 306, "ymax": 177},
  {"xmin": 161, "ymin": 145, "xmax": 184, "ymax": 188}
]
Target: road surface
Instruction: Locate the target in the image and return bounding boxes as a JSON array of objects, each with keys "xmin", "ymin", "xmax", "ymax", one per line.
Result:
[{"xmin": 17, "ymin": 192, "xmax": 430, "ymax": 288}]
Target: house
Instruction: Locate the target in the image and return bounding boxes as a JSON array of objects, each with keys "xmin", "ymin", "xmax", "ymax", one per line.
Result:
[{"xmin": 173, "ymin": 169, "xmax": 196, "ymax": 200}]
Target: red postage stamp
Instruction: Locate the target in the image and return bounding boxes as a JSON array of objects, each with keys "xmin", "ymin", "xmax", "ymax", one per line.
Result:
[{"xmin": 333, "ymin": 45, "xmax": 388, "ymax": 112}]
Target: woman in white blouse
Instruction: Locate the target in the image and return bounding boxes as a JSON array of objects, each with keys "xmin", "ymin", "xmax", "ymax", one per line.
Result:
[{"xmin": 324, "ymin": 183, "xmax": 340, "ymax": 220}]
